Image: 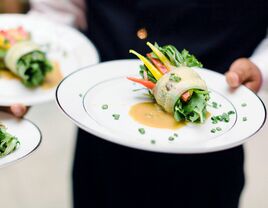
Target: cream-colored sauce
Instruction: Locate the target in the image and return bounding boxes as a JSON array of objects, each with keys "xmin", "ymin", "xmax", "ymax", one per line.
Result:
[
  {"xmin": 129, "ymin": 102, "xmax": 186, "ymax": 129},
  {"xmin": 0, "ymin": 61, "xmax": 62, "ymax": 89}
]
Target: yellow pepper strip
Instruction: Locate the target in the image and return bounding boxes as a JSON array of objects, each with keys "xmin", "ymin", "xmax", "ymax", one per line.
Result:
[
  {"xmin": 146, "ymin": 42, "xmax": 172, "ymax": 71},
  {"xmin": 129, "ymin": 49, "xmax": 162, "ymax": 80},
  {"xmin": 0, "ymin": 35, "xmax": 11, "ymax": 50}
]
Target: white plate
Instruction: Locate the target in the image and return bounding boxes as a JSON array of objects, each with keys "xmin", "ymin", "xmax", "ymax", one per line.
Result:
[
  {"xmin": 56, "ymin": 60, "xmax": 266, "ymax": 153},
  {"xmin": 0, "ymin": 112, "xmax": 41, "ymax": 168},
  {"xmin": 0, "ymin": 14, "xmax": 99, "ymax": 106}
]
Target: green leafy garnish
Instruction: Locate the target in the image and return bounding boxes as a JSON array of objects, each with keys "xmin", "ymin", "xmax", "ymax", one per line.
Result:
[
  {"xmin": 155, "ymin": 43, "xmax": 203, "ymax": 68},
  {"xmin": 241, "ymin": 103, "xmax": 247, "ymax": 107},
  {"xmin": 174, "ymin": 90, "xmax": 210, "ymax": 123},
  {"xmin": 0, "ymin": 126, "xmax": 20, "ymax": 158},
  {"xmin": 243, "ymin": 117, "xmax": 247, "ymax": 122},
  {"xmin": 16, "ymin": 51, "xmax": 52, "ymax": 88}
]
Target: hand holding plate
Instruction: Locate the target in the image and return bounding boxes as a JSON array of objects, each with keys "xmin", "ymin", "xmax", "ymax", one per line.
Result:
[
  {"xmin": 0, "ymin": 104, "xmax": 28, "ymax": 118},
  {"xmin": 225, "ymin": 58, "xmax": 262, "ymax": 93}
]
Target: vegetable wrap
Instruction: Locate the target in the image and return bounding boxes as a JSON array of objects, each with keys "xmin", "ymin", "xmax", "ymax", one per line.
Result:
[
  {"xmin": 128, "ymin": 42, "xmax": 210, "ymax": 123},
  {"xmin": 4, "ymin": 41, "xmax": 52, "ymax": 88},
  {"xmin": 153, "ymin": 67, "xmax": 207, "ymax": 113},
  {"xmin": 0, "ymin": 26, "xmax": 30, "ymax": 68}
]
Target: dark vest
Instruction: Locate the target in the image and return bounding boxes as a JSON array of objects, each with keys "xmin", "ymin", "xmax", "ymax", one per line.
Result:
[
  {"xmin": 86, "ymin": 0, "xmax": 268, "ymax": 74},
  {"xmin": 73, "ymin": 2, "xmax": 268, "ymax": 207}
]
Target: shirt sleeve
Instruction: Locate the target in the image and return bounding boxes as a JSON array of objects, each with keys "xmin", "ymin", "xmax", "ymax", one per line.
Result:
[
  {"xmin": 28, "ymin": 0, "xmax": 87, "ymax": 30},
  {"xmin": 250, "ymin": 33, "xmax": 268, "ymax": 90}
]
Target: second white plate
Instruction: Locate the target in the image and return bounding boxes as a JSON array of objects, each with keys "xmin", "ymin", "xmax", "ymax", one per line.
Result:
[
  {"xmin": 0, "ymin": 112, "xmax": 41, "ymax": 168},
  {"xmin": 0, "ymin": 14, "xmax": 99, "ymax": 106}
]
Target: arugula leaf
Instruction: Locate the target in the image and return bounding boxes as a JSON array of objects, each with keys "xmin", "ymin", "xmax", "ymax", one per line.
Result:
[
  {"xmin": 0, "ymin": 127, "xmax": 19, "ymax": 158},
  {"xmin": 155, "ymin": 43, "xmax": 203, "ymax": 68},
  {"xmin": 174, "ymin": 90, "xmax": 209, "ymax": 123}
]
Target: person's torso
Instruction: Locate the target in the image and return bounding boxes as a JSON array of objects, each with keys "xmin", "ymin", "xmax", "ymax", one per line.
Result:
[{"xmin": 86, "ymin": 0, "xmax": 268, "ymax": 73}]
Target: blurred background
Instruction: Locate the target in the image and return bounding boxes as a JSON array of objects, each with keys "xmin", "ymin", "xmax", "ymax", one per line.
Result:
[{"xmin": 0, "ymin": 0, "xmax": 267, "ymax": 207}]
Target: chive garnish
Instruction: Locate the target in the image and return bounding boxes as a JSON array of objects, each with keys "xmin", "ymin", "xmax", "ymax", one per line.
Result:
[
  {"xmin": 211, "ymin": 129, "xmax": 216, "ymax": 133},
  {"xmin": 211, "ymin": 111, "xmax": 235, "ymax": 124},
  {"xmin": 112, "ymin": 114, "xmax": 120, "ymax": 120},
  {"xmin": 138, "ymin": 128, "xmax": 145, "ymax": 135},
  {"xmin": 241, "ymin": 103, "xmax": 247, "ymax": 107},
  {"xmin": 216, "ymin": 127, "xmax": 222, "ymax": 131},
  {"xmin": 212, "ymin": 102, "xmax": 218, "ymax": 109},
  {"xmin": 151, "ymin": 140, "xmax": 156, "ymax": 144},
  {"xmin": 173, "ymin": 133, "xmax": 178, "ymax": 137},
  {"xmin": 243, "ymin": 117, "xmax": 247, "ymax": 122},
  {"xmin": 168, "ymin": 136, "xmax": 175, "ymax": 141},
  {"xmin": 169, "ymin": 73, "xmax": 181, "ymax": 82},
  {"xmin": 102, "ymin": 104, "xmax": 108, "ymax": 110}
]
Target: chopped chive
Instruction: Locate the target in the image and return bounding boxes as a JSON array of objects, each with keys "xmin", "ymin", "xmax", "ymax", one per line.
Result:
[
  {"xmin": 168, "ymin": 136, "xmax": 175, "ymax": 141},
  {"xmin": 211, "ymin": 110, "xmax": 235, "ymax": 124},
  {"xmin": 169, "ymin": 73, "xmax": 181, "ymax": 82},
  {"xmin": 212, "ymin": 102, "xmax": 218, "ymax": 109},
  {"xmin": 228, "ymin": 111, "xmax": 235, "ymax": 115},
  {"xmin": 132, "ymin": 88, "xmax": 144, "ymax": 92},
  {"xmin": 243, "ymin": 117, "xmax": 247, "ymax": 122},
  {"xmin": 211, "ymin": 129, "xmax": 216, "ymax": 133},
  {"xmin": 102, "ymin": 104, "xmax": 108, "ymax": 110},
  {"xmin": 112, "ymin": 114, "xmax": 120, "ymax": 120},
  {"xmin": 173, "ymin": 133, "xmax": 178, "ymax": 137},
  {"xmin": 151, "ymin": 140, "xmax": 156, "ymax": 144},
  {"xmin": 79, "ymin": 93, "xmax": 83, "ymax": 97},
  {"xmin": 63, "ymin": 50, "xmax": 68, "ymax": 57},
  {"xmin": 138, "ymin": 128, "xmax": 145, "ymax": 135},
  {"xmin": 241, "ymin": 103, "xmax": 247, "ymax": 107},
  {"xmin": 216, "ymin": 127, "xmax": 222, "ymax": 131}
]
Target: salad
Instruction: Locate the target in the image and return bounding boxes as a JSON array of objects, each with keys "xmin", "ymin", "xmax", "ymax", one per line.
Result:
[
  {"xmin": 128, "ymin": 42, "xmax": 210, "ymax": 123},
  {"xmin": 0, "ymin": 26, "xmax": 52, "ymax": 88},
  {"xmin": 0, "ymin": 123, "xmax": 19, "ymax": 158}
]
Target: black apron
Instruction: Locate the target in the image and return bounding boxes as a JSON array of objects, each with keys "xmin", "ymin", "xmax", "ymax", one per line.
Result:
[{"xmin": 73, "ymin": 1, "xmax": 268, "ymax": 208}]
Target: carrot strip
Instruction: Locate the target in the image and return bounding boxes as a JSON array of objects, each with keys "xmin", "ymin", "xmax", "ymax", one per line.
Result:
[{"xmin": 127, "ymin": 77, "xmax": 155, "ymax": 89}]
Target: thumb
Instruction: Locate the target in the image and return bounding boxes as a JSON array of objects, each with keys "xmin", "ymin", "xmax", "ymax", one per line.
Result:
[
  {"xmin": 225, "ymin": 58, "xmax": 254, "ymax": 88},
  {"xmin": 225, "ymin": 58, "xmax": 262, "ymax": 92}
]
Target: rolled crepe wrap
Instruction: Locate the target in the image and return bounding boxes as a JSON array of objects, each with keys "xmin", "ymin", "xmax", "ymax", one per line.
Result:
[
  {"xmin": 153, "ymin": 66, "xmax": 207, "ymax": 113},
  {"xmin": 4, "ymin": 41, "xmax": 39, "ymax": 73},
  {"xmin": 4, "ymin": 41, "xmax": 51, "ymax": 87}
]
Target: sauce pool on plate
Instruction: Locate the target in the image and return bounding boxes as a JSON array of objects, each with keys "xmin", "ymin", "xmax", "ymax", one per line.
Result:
[{"xmin": 129, "ymin": 102, "xmax": 186, "ymax": 129}]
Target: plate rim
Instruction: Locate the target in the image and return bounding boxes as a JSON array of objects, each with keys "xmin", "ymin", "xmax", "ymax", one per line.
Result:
[
  {"xmin": 55, "ymin": 59, "xmax": 267, "ymax": 154},
  {"xmin": 0, "ymin": 111, "xmax": 42, "ymax": 168}
]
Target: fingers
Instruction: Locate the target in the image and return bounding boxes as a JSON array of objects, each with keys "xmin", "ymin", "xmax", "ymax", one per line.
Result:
[
  {"xmin": 225, "ymin": 71, "xmax": 240, "ymax": 88},
  {"xmin": 225, "ymin": 58, "xmax": 262, "ymax": 93},
  {"xmin": 10, "ymin": 104, "xmax": 28, "ymax": 118},
  {"xmin": 0, "ymin": 104, "xmax": 28, "ymax": 118}
]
